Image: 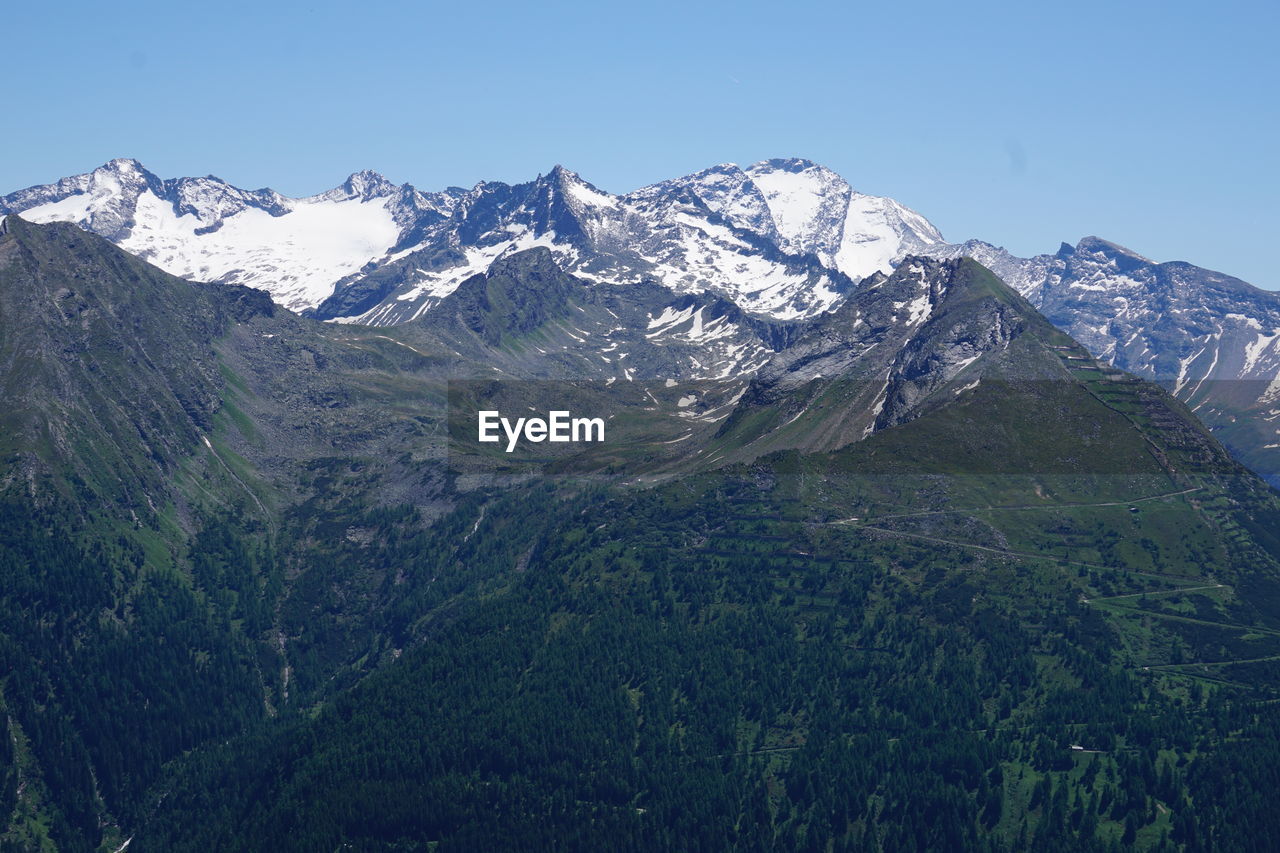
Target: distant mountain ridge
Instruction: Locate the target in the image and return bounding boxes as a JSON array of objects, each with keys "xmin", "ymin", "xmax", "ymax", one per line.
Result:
[{"xmin": 1, "ymin": 157, "xmax": 943, "ymax": 322}]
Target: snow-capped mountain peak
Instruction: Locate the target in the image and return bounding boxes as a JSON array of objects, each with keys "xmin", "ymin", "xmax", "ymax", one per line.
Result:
[
  {"xmin": 1, "ymin": 158, "xmax": 163, "ymax": 241},
  {"xmin": 741, "ymin": 157, "xmax": 945, "ymax": 281},
  {"xmin": 636, "ymin": 162, "xmax": 781, "ymax": 242},
  {"xmin": 2, "ymin": 157, "xmax": 945, "ymax": 324},
  {"xmin": 164, "ymin": 176, "xmax": 289, "ymax": 227},
  {"xmin": 102, "ymin": 157, "xmax": 147, "ymax": 176},
  {"xmin": 326, "ymin": 170, "xmax": 399, "ymax": 201},
  {"xmin": 1, "ymin": 159, "xmax": 413, "ymax": 311},
  {"xmin": 547, "ymin": 165, "xmax": 618, "ymax": 213}
]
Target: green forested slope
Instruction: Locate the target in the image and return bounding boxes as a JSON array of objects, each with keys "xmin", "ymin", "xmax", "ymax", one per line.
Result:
[
  {"xmin": 135, "ymin": 345, "xmax": 1280, "ymax": 851},
  {"xmin": 133, "ymin": 453, "xmax": 1280, "ymax": 851}
]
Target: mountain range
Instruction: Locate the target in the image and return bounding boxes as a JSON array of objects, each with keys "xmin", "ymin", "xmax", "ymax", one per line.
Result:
[
  {"xmin": 6, "ymin": 157, "xmax": 1279, "ymax": 486},
  {"xmin": 6, "ymin": 161, "xmax": 1280, "ymax": 850},
  {"xmin": 0, "ymin": 157, "xmax": 939, "ymax": 323}
]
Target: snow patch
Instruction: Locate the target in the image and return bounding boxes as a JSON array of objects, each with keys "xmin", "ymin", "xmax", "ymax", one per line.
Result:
[{"xmin": 104, "ymin": 190, "xmax": 402, "ymax": 311}]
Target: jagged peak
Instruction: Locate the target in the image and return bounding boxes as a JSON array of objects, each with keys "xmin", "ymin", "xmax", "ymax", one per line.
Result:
[
  {"xmin": 342, "ymin": 169, "xmax": 396, "ymax": 195},
  {"xmin": 748, "ymin": 156, "xmax": 820, "ymax": 172},
  {"xmin": 1075, "ymin": 236, "xmax": 1152, "ymax": 263},
  {"xmin": 536, "ymin": 165, "xmax": 616, "ymax": 211},
  {"xmin": 688, "ymin": 162, "xmax": 747, "ymax": 179},
  {"xmin": 542, "ymin": 164, "xmax": 601, "ymax": 190},
  {"xmin": 65, "ymin": 158, "xmax": 159, "ymax": 194},
  {"xmin": 542, "ymin": 164, "xmax": 591, "ymax": 192},
  {"xmin": 307, "ymin": 169, "xmax": 401, "ymax": 204},
  {"xmin": 167, "ymin": 168, "xmax": 401, "ymax": 205},
  {"xmin": 948, "ymin": 238, "xmax": 1003, "ymax": 253},
  {"xmin": 168, "ymin": 173, "xmax": 237, "ymax": 190},
  {"xmin": 98, "ymin": 157, "xmax": 148, "ymax": 175},
  {"xmin": 81, "ymin": 158, "xmax": 163, "ymax": 196},
  {"xmin": 677, "ymin": 162, "xmax": 754, "ymax": 192},
  {"xmin": 625, "ymin": 162, "xmax": 751, "ymax": 203}
]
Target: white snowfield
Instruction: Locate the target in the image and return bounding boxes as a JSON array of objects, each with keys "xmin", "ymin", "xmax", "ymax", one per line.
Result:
[
  {"xmin": 16, "ymin": 171, "xmax": 405, "ymax": 313},
  {"xmin": 121, "ymin": 191, "xmax": 401, "ymax": 311}
]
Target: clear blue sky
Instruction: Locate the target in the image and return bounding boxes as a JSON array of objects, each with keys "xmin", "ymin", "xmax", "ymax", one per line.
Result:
[{"xmin": 7, "ymin": 0, "xmax": 1277, "ymax": 286}]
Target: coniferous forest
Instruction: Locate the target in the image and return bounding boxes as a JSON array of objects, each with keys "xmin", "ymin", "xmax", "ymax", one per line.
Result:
[{"xmin": 8, "ymin": 462, "xmax": 1280, "ymax": 851}]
